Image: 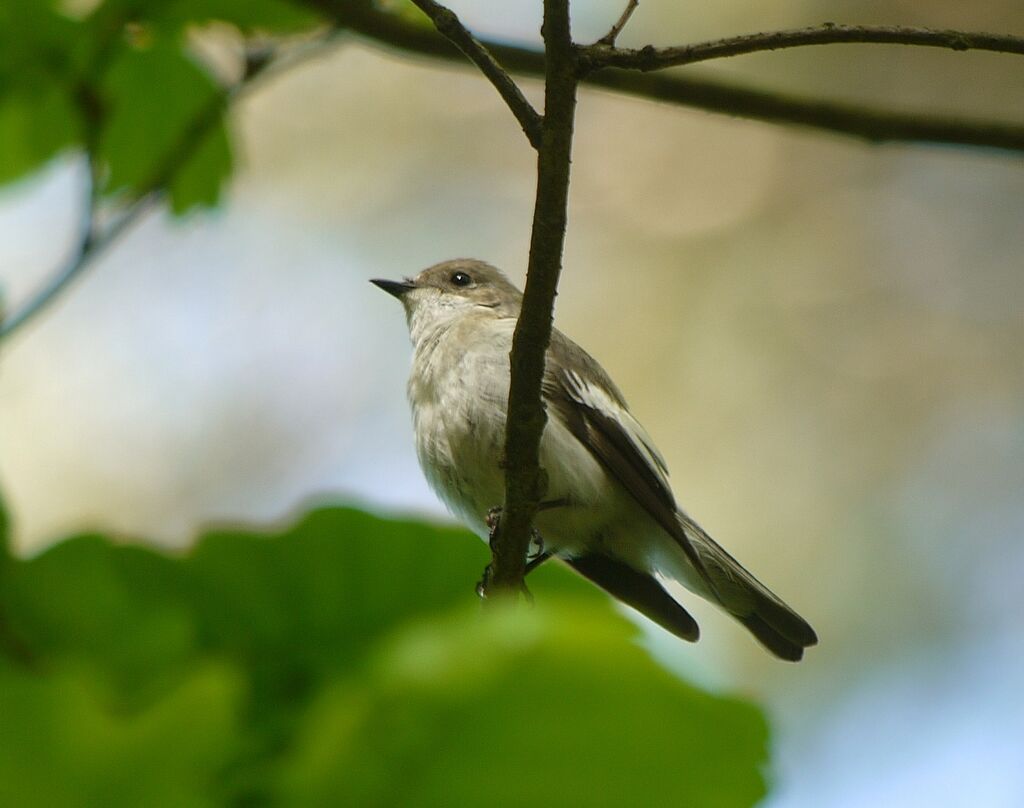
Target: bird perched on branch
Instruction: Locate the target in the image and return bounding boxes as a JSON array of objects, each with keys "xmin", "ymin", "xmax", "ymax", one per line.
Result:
[{"xmin": 373, "ymin": 258, "xmax": 817, "ymax": 661}]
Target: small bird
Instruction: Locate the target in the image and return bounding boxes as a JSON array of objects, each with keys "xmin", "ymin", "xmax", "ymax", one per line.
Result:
[{"xmin": 372, "ymin": 259, "xmax": 817, "ymax": 660}]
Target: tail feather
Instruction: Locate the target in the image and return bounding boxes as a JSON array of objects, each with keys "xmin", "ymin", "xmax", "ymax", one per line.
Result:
[
  {"xmin": 678, "ymin": 513, "xmax": 818, "ymax": 661},
  {"xmin": 737, "ymin": 613, "xmax": 807, "ymax": 662},
  {"xmin": 566, "ymin": 553, "xmax": 700, "ymax": 642}
]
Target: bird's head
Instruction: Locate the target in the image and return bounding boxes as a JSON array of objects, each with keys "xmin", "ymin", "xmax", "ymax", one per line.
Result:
[{"xmin": 372, "ymin": 259, "xmax": 523, "ymax": 337}]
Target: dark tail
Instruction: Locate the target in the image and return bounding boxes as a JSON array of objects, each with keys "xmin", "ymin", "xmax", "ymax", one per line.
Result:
[
  {"xmin": 678, "ymin": 513, "xmax": 818, "ymax": 661},
  {"xmin": 566, "ymin": 553, "xmax": 700, "ymax": 642}
]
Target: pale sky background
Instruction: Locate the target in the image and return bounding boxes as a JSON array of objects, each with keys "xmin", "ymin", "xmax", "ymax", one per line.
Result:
[{"xmin": 2, "ymin": 1, "xmax": 1023, "ymax": 805}]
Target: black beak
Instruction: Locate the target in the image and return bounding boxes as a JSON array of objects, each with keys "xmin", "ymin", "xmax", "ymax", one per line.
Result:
[{"xmin": 370, "ymin": 278, "xmax": 416, "ymax": 299}]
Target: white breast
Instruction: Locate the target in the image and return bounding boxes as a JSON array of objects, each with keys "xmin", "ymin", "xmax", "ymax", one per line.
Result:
[
  {"xmin": 407, "ymin": 313, "xmax": 616, "ymax": 555},
  {"xmin": 408, "ymin": 314, "xmax": 514, "ymax": 534}
]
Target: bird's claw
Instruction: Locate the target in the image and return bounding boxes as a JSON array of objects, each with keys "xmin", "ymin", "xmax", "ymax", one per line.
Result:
[
  {"xmin": 487, "ymin": 503, "xmax": 503, "ymax": 548},
  {"xmin": 479, "ymin": 505, "xmax": 549, "ymax": 598},
  {"xmin": 475, "ymin": 563, "xmax": 534, "ymax": 603},
  {"xmin": 476, "ymin": 563, "xmax": 493, "ymax": 599},
  {"xmin": 527, "ymin": 528, "xmax": 545, "ymax": 561}
]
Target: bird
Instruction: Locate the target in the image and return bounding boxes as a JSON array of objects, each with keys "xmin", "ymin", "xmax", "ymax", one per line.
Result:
[{"xmin": 372, "ymin": 258, "xmax": 817, "ymax": 661}]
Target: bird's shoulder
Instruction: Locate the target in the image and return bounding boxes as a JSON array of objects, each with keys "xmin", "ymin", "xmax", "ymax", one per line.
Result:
[
  {"xmin": 544, "ymin": 328, "xmax": 671, "ymax": 482},
  {"xmin": 545, "ymin": 328, "xmax": 628, "ymax": 408}
]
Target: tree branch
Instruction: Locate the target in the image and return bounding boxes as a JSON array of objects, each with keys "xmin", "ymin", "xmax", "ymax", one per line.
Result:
[
  {"xmin": 596, "ymin": 0, "xmax": 639, "ymax": 47},
  {"xmin": 0, "ymin": 174, "xmax": 150, "ymax": 342},
  {"xmin": 320, "ymin": 5, "xmax": 1024, "ymax": 155},
  {"xmin": 585, "ymin": 69, "xmax": 1024, "ymax": 152},
  {"xmin": 486, "ymin": 0, "xmax": 578, "ymax": 595},
  {"xmin": 408, "ymin": 0, "xmax": 542, "ymax": 148},
  {"xmin": 580, "ymin": 24, "xmax": 1024, "ymax": 71}
]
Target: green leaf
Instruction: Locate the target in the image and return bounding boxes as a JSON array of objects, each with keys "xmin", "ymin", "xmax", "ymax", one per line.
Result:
[
  {"xmin": 158, "ymin": 0, "xmax": 320, "ymax": 33},
  {"xmin": 0, "ymin": 488, "xmax": 8, "ymax": 557},
  {"xmin": 277, "ymin": 601, "xmax": 770, "ymax": 807},
  {"xmin": 0, "ymin": 88, "xmax": 80, "ymax": 185},
  {"xmin": 1, "ymin": 509, "xmax": 490, "ymax": 701},
  {"xmin": 0, "ymin": 0, "xmax": 78, "ymax": 86},
  {"xmin": 1, "ymin": 506, "xmax": 772, "ymax": 806},
  {"xmin": 1, "ymin": 537, "xmax": 197, "ymax": 701},
  {"xmin": 168, "ymin": 116, "xmax": 232, "ymax": 213},
  {"xmin": 179, "ymin": 508, "xmax": 493, "ymax": 692},
  {"xmin": 0, "ymin": 661, "xmax": 244, "ymax": 808},
  {"xmin": 0, "ymin": 492, "xmax": 23, "ymax": 664},
  {"xmin": 375, "ymin": 0, "xmax": 439, "ymax": 29},
  {"xmin": 97, "ymin": 41, "xmax": 232, "ymax": 212},
  {"xmin": 0, "ymin": 0, "xmax": 82, "ymax": 184}
]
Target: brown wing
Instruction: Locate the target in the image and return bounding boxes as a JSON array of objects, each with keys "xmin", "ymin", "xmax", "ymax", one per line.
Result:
[{"xmin": 544, "ymin": 331, "xmax": 712, "ymax": 585}]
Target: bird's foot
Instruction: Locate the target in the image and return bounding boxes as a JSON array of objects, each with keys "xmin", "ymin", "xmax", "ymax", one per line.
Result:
[
  {"xmin": 480, "ymin": 500, "xmax": 562, "ymax": 597},
  {"xmin": 485, "ymin": 511, "xmax": 545, "ymax": 565},
  {"xmin": 527, "ymin": 529, "xmax": 545, "ymax": 561},
  {"xmin": 475, "ymin": 563, "xmax": 493, "ymax": 599},
  {"xmin": 486, "ymin": 506, "xmax": 503, "ymax": 535},
  {"xmin": 525, "ymin": 550, "xmax": 551, "ymax": 576},
  {"xmin": 485, "ymin": 497, "xmax": 568, "ymax": 536},
  {"xmin": 475, "ymin": 563, "xmax": 535, "ymax": 603}
]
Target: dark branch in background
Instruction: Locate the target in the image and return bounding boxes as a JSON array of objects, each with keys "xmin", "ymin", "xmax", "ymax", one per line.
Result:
[
  {"xmin": 585, "ymin": 69, "xmax": 1024, "ymax": 152},
  {"xmin": 408, "ymin": 0, "xmax": 542, "ymax": 148},
  {"xmin": 596, "ymin": 0, "xmax": 639, "ymax": 47},
  {"xmin": 0, "ymin": 30, "xmax": 343, "ymax": 343},
  {"xmin": 487, "ymin": 0, "xmax": 578, "ymax": 594},
  {"xmin": 0, "ymin": 25, "xmax": 118, "ymax": 342},
  {"xmin": 0, "ymin": 82, "xmax": 230, "ymax": 340},
  {"xmin": 580, "ymin": 23, "xmax": 1024, "ymax": 71},
  {"xmin": 321, "ymin": 5, "xmax": 1024, "ymax": 154},
  {"xmin": 0, "ymin": 175, "xmax": 148, "ymax": 341}
]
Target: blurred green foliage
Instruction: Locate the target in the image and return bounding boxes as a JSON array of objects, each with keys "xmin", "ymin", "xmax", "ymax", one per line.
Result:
[
  {"xmin": 96, "ymin": 42, "xmax": 232, "ymax": 213},
  {"xmin": 0, "ymin": 0, "xmax": 320, "ymax": 211},
  {"xmin": 0, "ymin": 495, "xmax": 769, "ymax": 806},
  {"xmin": 0, "ymin": 0, "xmax": 81, "ymax": 185}
]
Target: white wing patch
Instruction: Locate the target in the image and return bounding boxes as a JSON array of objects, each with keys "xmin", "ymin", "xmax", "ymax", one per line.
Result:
[{"xmin": 561, "ymin": 369, "xmax": 672, "ymax": 488}]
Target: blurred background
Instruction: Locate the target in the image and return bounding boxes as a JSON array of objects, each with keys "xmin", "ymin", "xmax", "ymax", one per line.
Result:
[{"xmin": 1, "ymin": 1, "xmax": 1022, "ymax": 804}]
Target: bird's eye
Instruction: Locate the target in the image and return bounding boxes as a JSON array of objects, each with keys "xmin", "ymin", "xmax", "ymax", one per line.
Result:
[{"xmin": 450, "ymin": 271, "xmax": 473, "ymax": 287}]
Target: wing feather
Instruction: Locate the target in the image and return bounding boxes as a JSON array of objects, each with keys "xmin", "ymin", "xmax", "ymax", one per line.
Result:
[{"xmin": 544, "ymin": 332, "xmax": 712, "ymax": 584}]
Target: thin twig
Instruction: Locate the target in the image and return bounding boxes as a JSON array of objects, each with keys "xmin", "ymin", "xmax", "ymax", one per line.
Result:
[
  {"xmin": 581, "ymin": 23, "xmax": 1024, "ymax": 71},
  {"xmin": 408, "ymin": 0, "xmax": 543, "ymax": 148},
  {"xmin": 323, "ymin": 5, "xmax": 1024, "ymax": 154},
  {"xmin": 596, "ymin": 0, "xmax": 639, "ymax": 47},
  {"xmin": 1, "ymin": 163, "xmax": 98, "ymax": 340},
  {"xmin": 237, "ymin": 26, "xmax": 345, "ymax": 95},
  {"xmin": 0, "ymin": 184, "xmax": 152, "ymax": 341},
  {"xmin": 486, "ymin": 0, "xmax": 578, "ymax": 595},
  {"xmin": 0, "ymin": 30, "xmax": 344, "ymax": 344}
]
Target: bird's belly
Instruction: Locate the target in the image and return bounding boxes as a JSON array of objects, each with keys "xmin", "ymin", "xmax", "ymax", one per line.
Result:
[
  {"xmin": 415, "ymin": 389, "xmax": 620, "ymax": 559},
  {"xmin": 413, "ymin": 393, "xmax": 507, "ymax": 535}
]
